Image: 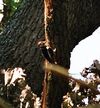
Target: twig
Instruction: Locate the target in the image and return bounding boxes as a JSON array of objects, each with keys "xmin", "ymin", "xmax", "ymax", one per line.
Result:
[{"xmin": 44, "ymin": 63, "xmax": 100, "ymax": 95}]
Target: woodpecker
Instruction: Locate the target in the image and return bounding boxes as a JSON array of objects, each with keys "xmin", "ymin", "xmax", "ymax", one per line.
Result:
[{"xmin": 38, "ymin": 41, "xmax": 56, "ymax": 63}]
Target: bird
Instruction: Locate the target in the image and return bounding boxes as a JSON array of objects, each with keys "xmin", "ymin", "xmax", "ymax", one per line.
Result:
[{"xmin": 37, "ymin": 41, "xmax": 56, "ymax": 63}]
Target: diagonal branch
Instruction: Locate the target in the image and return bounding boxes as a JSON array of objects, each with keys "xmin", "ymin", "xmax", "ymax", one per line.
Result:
[{"xmin": 45, "ymin": 63, "xmax": 100, "ymax": 95}]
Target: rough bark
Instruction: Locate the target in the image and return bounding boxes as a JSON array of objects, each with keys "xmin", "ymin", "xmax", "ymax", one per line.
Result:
[
  {"xmin": 0, "ymin": 0, "xmax": 100, "ymax": 107},
  {"xmin": 0, "ymin": 0, "xmax": 44, "ymax": 95}
]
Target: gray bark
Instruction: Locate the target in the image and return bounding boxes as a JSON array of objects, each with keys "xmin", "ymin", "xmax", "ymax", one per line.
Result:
[{"xmin": 0, "ymin": 0, "xmax": 100, "ymax": 107}]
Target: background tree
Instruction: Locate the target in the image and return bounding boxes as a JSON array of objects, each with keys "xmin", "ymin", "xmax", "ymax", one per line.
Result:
[
  {"xmin": 0, "ymin": 0, "xmax": 100, "ymax": 107},
  {"xmin": 1, "ymin": 0, "xmax": 22, "ymax": 27}
]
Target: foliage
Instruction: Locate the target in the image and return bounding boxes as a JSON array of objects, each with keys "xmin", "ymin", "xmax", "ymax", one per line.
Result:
[
  {"xmin": 0, "ymin": 67, "xmax": 41, "ymax": 108},
  {"xmin": 0, "ymin": 0, "xmax": 22, "ymax": 31},
  {"xmin": 0, "ymin": 59, "xmax": 100, "ymax": 108},
  {"xmin": 3, "ymin": 0, "xmax": 22, "ymax": 15},
  {"xmin": 0, "ymin": 1, "xmax": 100, "ymax": 107},
  {"xmin": 45, "ymin": 60, "xmax": 100, "ymax": 108},
  {"xmin": 61, "ymin": 60, "xmax": 100, "ymax": 108}
]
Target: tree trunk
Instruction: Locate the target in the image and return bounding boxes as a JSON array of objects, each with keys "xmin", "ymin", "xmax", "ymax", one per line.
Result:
[
  {"xmin": 0, "ymin": 0, "xmax": 45, "ymax": 95},
  {"xmin": 0, "ymin": 0, "xmax": 100, "ymax": 107}
]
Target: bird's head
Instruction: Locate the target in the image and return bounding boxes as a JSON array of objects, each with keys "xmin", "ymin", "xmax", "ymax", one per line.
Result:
[{"xmin": 37, "ymin": 41, "xmax": 47, "ymax": 48}]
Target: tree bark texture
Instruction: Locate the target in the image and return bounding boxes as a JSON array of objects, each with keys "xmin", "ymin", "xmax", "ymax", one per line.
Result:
[
  {"xmin": 0, "ymin": 0, "xmax": 44, "ymax": 95},
  {"xmin": 0, "ymin": 0, "xmax": 100, "ymax": 107}
]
